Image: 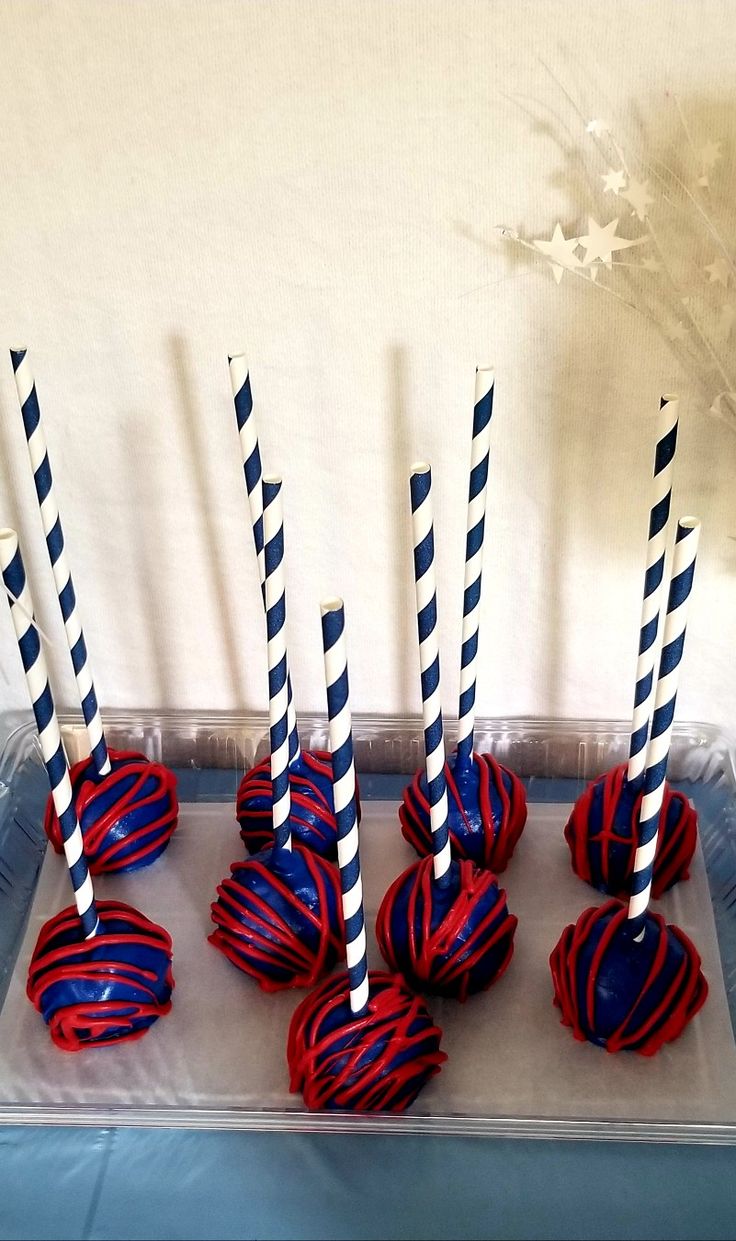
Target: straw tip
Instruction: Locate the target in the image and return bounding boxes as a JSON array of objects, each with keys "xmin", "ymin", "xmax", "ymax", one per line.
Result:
[
  {"xmin": 678, "ymin": 515, "xmax": 701, "ymax": 532},
  {"xmin": 0, "ymin": 527, "xmax": 18, "ymax": 543},
  {"xmin": 410, "ymin": 460, "xmax": 431, "ymax": 477},
  {"xmin": 262, "ymin": 472, "xmax": 282, "ymax": 486},
  {"xmin": 228, "ymin": 351, "xmax": 247, "ymax": 365},
  {"xmin": 660, "ymin": 393, "xmax": 679, "ymax": 404},
  {"xmin": 475, "ymin": 364, "xmax": 495, "ymax": 376},
  {"xmin": 320, "ymin": 596, "xmax": 344, "ymax": 617}
]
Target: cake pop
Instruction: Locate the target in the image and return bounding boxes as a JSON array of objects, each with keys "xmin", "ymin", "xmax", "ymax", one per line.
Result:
[
  {"xmin": 377, "ymin": 855, "xmax": 516, "ymax": 1000},
  {"xmin": 564, "ymin": 762, "xmax": 696, "ymax": 899},
  {"xmin": 399, "ymin": 370, "xmax": 526, "ymax": 872},
  {"xmin": 228, "ymin": 354, "xmax": 359, "ymax": 858},
  {"xmin": 551, "ymin": 518, "xmax": 708, "ymax": 1055},
  {"xmin": 288, "ymin": 970, "xmax": 446, "ymax": 1111},
  {"xmin": 550, "ymin": 899, "xmax": 706, "ymax": 1055},
  {"xmin": 237, "ymin": 747, "xmax": 348, "ymax": 859},
  {"xmin": 400, "ymin": 751, "xmax": 526, "ymax": 873},
  {"xmin": 564, "ymin": 397, "xmax": 697, "ymax": 897},
  {"xmin": 44, "ymin": 750, "xmax": 178, "ymax": 874},
  {"xmin": 0, "ymin": 528, "xmax": 173, "ymax": 1051},
  {"xmin": 379, "ymin": 466, "xmax": 517, "ymax": 1000},
  {"xmin": 10, "ymin": 348, "xmax": 179, "ymax": 873},
  {"xmin": 27, "ymin": 900, "xmax": 174, "ymax": 1052},
  {"xmin": 209, "ymin": 477, "xmax": 343, "ymax": 991},
  {"xmin": 288, "ymin": 598, "xmax": 445, "ymax": 1112}
]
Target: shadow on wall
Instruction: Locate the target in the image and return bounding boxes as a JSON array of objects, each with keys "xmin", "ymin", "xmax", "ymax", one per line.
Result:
[
  {"xmin": 117, "ymin": 413, "xmax": 176, "ymax": 706},
  {"xmin": 168, "ymin": 334, "xmax": 249, "ymax": 708}
]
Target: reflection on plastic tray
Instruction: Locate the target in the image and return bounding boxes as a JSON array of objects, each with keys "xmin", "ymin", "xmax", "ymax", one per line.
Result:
[{"xmin": 1, "ymin": 711, "xmax": 736, "ymax": 1141}]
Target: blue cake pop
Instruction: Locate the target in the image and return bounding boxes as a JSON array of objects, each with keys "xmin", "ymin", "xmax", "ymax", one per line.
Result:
[
  {"xmin": 288, "ymin": 970, "xmax": 446, "ymax": 1112},
  {"xmin": 45, "ymin": 748, "xmax": 178, "ymax": 874},
  {"xmin": 209, "ymin": 843, "xmax": 343, "ymax": 991},
  {"xmin": 550, "ymin": 899, "xmax": 707, "ymax": 1055},
  {"xmin": 27, "ymin": 900, "xmax": 174, "ymax": 1052},
  {"xmin": 376, "ymin": 855, "xmax": 517, "ymax": 1000}
]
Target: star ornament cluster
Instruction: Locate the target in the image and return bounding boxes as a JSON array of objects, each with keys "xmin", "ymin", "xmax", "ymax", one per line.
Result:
[
  {"xmin": 532, "ymin": 218, "xmax": 643, "ymax": 283},
  {"xmin": 500, "ymin": 110, "xmax": 736, "ymax": 431}
]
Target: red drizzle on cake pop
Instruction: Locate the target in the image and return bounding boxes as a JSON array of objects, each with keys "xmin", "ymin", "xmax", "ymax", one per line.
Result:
[
  {"xmin": 376, "ymin": 855, "xmax": 517, "ymax": 1000},
  {"xmin": 209, "ymin": 844, "xmax": 343, "ymax": 992},
  {"xmin": 44, "ymin": 749, "xmax": 178, "ymax": 874},
  {"xmin": 564, "ymin": 763, "xmax": 697, "ymax": 898},
  {"xmin": 550, "ymin": 898, "xmax": 707, "ymax": 1056},
  {"xmin": 27, "ymin": 900, "xmax": 174, "ymax": 1052},
  {"xmin": 237, "ymin": 749, "xmax": 361, "ymax": 859},
  {"xmin": 400, "ymin": 751, "xmax": 526, "ymax": 872},
  {"xmin": 288, "ymin": 970, "xmax": 446, "ymax": 1112}
]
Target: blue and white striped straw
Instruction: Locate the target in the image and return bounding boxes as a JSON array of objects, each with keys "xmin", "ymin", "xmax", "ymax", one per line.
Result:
[
  {"xmin": 410, "ymin": 463, "xmax": 451, "ymax": 888},
  {"xmin": 321, "ymin": 597, "xmax": 368, "ymax": 1015},
  {"xmin": 0, "ymin": 528, "xmax": 99, "ymax": 939},
  {"xmin": 627, "ymin": 517, "xmax": 700, "ymax": 936},
  {"xmin": 457, "ymin": 366, "xmax": 494, "ymax": 770},
  {"xmin": 10, "ymin": 349, "xmax": 110, "ymax": 779},
  {"xmin": 228, "ymin": 354, "xmax": 301, "ymax": 765},
  {"xmin": 262, "ymin": 476, "xmax": 292, "ymax": 851},
  {"xmin": 627, "ymin": 396, "xmax": 679, "ymax": 786}
]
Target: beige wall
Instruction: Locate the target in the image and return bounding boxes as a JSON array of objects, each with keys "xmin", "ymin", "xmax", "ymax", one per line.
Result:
[{"xmin": 0, "ymin": 0, "xmax": 734, "ymax": 738}]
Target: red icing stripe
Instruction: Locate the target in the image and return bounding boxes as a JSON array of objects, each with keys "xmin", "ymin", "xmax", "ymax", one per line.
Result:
[{"xmin": 237, "ymin": 750, "xmax": 361, "ymax": 855}]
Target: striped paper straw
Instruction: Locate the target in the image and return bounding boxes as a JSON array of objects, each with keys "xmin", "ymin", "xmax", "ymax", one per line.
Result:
[
  {"xmin": 228, "ymin": 354, "xmax": 300, "ymax": 765},
  {"xmin": 10, "ymin": 349, "xmax": 110, "ymax": 778},
  {"xmin": 627, "ymin": 517, "xmax": 700, "ymax": 936},
  {"xmin": 410, "ymin": 464, "xmax": 451, "ymax": 888},
  {"xmin": 262, "ymin": 476, "xmax": 292, "ymax": 851},
  {"xmin": 457, "ymin": 366, "xmax": 494, "ymax": 769},
  {"xmin": 321, "ymin": 597, "xmax": 368, "ymax": 1015},
  {"xmin": 627, "ymin": 396, "xmax": 679, "ymax": 786},
  {"xmin": 0, "ymin": 528, "xmax": 99, "ymax": 939}
]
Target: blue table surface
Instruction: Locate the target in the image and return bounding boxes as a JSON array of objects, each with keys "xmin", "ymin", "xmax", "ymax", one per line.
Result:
[{"xmin": 2, "ymin": 767, "xmax": 736, "ymax": 1240}]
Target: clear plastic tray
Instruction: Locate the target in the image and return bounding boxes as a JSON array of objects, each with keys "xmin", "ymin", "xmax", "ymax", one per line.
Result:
[{"xmin": 1, "ymin": 710, "xmax": 736, "ymax": 1142}]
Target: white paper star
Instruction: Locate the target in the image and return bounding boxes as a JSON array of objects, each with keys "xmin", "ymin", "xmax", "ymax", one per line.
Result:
[
  {"xmin": 578, "ymin": 217, "xmax": 640, "ymax": 267},
  {"xmin": 601, "ymin": 168, "xmax": 626, "ymax": 194},
  {"xmin": 700, "ymin": 140, "xmax": 722, "ymax": 170},
  {"xmin": 533, "ymin": 223, "xmax": 581, "ymax": 284},
  {"xmin": 621, "ymin": 178, "xmax": 654, "ymax": 221},
  {"xmin": 586, "ymin": 119, "xmax": 610, "ymax": 135},
  {"xmin": 705, "ymin": 256, "xmax": 730, "ymax": 287},
  {"xmin": 641, "ymin": 257, "xmax": 661, "ymax": 273}
]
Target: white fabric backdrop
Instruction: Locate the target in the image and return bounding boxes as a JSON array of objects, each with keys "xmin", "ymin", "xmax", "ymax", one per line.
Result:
[{"xmin": 0, "ymin": 0, "xmax": 734, "ymax": 736}]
